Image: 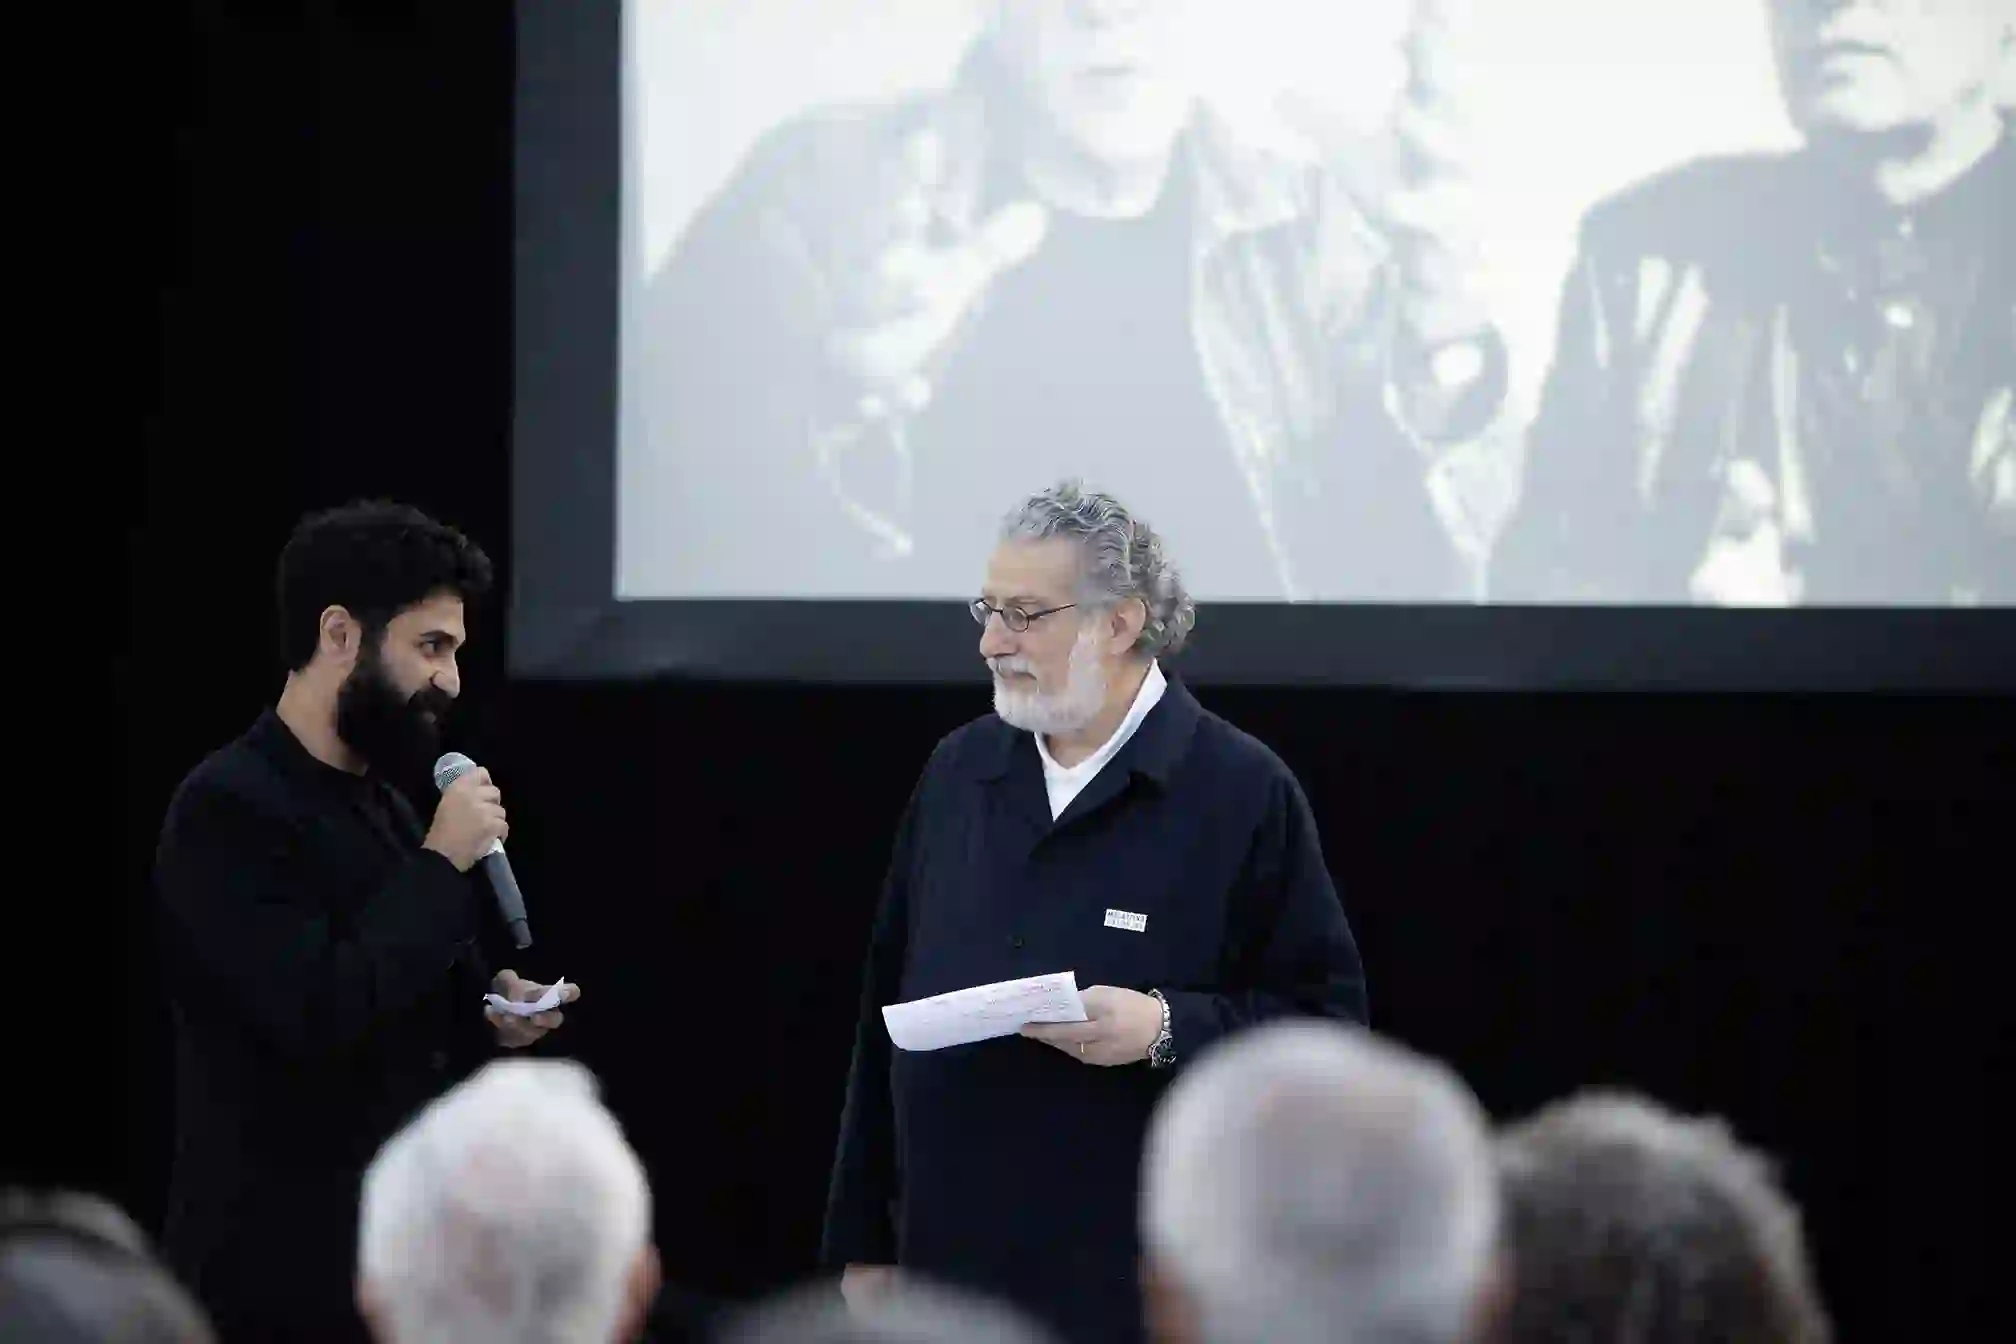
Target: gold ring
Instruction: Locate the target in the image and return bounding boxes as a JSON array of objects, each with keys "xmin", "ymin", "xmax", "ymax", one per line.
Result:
[{"xmin": 1078, "ymin": 1042, "xmax": 1086, "ymax": 1058}]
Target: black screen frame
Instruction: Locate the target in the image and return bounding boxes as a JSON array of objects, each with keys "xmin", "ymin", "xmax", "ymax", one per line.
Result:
[{"xmin": 510, "ymin": 0, "xmax": 2016, "ymax": 690}]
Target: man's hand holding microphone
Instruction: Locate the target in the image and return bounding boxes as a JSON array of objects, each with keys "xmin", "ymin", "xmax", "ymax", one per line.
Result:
[
  {"xmin": 422, "ymin": 761, "xmax": 509, "ymax": 872},
  {"xmin": 424, "ymin": 757, "xmax": 580, "ymax": 1049}
]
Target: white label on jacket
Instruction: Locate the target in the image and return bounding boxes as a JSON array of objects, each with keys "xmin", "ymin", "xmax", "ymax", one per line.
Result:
[{"xmin": 1104, "ymin": 909, "xmax": 1148, "ymax": 933}]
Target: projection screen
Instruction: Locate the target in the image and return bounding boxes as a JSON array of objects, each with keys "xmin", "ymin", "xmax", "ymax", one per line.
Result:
[{"xmin": 512, "ymin": 0, "xmax": 2015, "ymax": 686}]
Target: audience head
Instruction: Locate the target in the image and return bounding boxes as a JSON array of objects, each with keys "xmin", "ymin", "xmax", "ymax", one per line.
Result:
[
  {"xmin": 357, "ymin": 1059, "xmax": 660, "ymax": 1344},
  {"xmin": 713, "ymin": 1278, "xmax": 1061, "ymax": 1344},
  {"xmin": 1492, "ymin": 1089, "xmax": 1831, "ymax": 1344},
  {"xmin": 0, "ymin": 1188, "xmax": 215, "ymax": 1343},
  {"xmin": 1141, "ymin": 1019, "xmax": 1502, "ymax": 1344}
]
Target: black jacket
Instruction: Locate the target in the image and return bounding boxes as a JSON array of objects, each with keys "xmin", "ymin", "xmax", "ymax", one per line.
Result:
[
  {"xmin": 821, "ymin": 675, "xmax": 1367, "ymax": 1344},
  {"xmin": 1494, "ymin": 127, "xmax": 2014, "ymax": 604},
  {"xmin": 152, "ymin": 710, "xmax": 495, "ymax": 1340}
]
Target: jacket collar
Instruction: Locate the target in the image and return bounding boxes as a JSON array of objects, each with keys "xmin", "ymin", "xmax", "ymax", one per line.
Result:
[
  {"xmin": 1808, "ymin": 117, "xmax": 2012, "ymax": 259},
  {"xmin": 969, "ymin": 667, "xmax": 1203, "ymax": 788}
]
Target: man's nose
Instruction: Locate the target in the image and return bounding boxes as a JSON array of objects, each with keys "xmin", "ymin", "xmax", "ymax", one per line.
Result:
[
  {"xmin": 435, "ymin": 667, "xmax": 461, "ymax": 699},
  {"xmin": 978, "ymin": 617, "xmax": 1015, "ymax": 659}
]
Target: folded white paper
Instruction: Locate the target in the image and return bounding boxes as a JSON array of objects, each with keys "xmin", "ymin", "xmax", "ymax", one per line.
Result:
[
  {"xmin": 483, "ymin": 978, "xmax": 569, "ymax": 1018},
  {"xmin": 882, "ymin": 971, "xmax": 1087, "ymax": 1052}
]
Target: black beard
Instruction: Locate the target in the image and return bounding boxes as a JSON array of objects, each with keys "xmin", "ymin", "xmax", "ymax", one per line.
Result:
[{"xmin": 334, "ymin": 645, "xmax": 455, "ymax": 779}]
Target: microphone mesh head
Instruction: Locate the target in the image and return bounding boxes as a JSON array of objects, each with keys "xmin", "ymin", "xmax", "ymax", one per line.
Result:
[{"xmin": 432, "ymin": 752, "xmax": 477, "ymax": 791}]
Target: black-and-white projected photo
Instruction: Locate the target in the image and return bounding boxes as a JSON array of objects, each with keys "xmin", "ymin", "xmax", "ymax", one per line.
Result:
[{"xmin": 618, "ymin": 0, "xmax": 2013, "ymax": 607}]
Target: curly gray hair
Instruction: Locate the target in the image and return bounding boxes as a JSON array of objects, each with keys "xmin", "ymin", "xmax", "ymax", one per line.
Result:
[{"xmin": 1000, "ymin": 481, "xmax": 1196, "ymax": 658}]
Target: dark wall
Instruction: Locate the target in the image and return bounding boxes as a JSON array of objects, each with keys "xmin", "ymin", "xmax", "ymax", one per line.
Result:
[{"xmin": 111, "ymin": 7, "xmax": 2013, "ymax": 1343}]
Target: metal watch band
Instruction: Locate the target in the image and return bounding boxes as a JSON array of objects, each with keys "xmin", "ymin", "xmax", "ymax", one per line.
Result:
[{"xmin": 1146, "ymin": 988, "xmax": 1175, "ymax": 1069}]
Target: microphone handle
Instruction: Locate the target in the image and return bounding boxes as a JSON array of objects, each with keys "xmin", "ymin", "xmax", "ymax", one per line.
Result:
[{"xmin": 478, "ymin": 848, "xmax": 534, "ymax": 950}]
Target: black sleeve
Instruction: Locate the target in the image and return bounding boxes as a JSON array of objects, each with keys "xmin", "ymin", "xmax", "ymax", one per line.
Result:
[
  {"xmin": 154, "ymin": 774, "xmax": 482, "ymax": 1060},
  {"xmin": 1161, "ymin": 769, "xmax": 1368, "ymax": 1063},
  {"xmin": 818, "ymin": 766, "xmax": 926, "ymax": 1268},
  {"xmin": 1488, "ymin": 220, "xmax": 1642, "ymax": 601}
]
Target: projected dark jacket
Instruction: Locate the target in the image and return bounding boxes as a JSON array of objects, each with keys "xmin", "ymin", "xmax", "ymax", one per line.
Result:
[
  {"xmin": 637, "ymin": 43, "xmax": 1510, "ymax": 601},
  {"xmin": 1493, "ymin": 126, "xmax": 2015, "ymax": 605},
  {"xmin": 820, "ymin": 676, "xmax": 1367, "ymax": 1344}
]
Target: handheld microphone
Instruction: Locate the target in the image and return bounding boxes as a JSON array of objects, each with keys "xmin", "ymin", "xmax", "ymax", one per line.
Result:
[{"xmin": 432, "ymin": 751, "xmax": 533, "ymax": 949}]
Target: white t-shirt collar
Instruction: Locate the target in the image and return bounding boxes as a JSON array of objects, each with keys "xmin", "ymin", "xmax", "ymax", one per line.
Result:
[{"xmin": 1033, "ymin": 660, "xmax": 1168, "ymax": 819}]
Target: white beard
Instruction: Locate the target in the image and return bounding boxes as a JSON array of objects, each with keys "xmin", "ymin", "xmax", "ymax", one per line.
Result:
[{"xmin": 991, "ymin": 625, "xmax": 1107, "ymax": 736}]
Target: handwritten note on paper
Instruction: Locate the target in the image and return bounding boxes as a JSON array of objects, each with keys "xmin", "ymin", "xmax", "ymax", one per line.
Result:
[{"xmin": 881, "ymin": 972, "xmax": 1088, "ymax": 1051}]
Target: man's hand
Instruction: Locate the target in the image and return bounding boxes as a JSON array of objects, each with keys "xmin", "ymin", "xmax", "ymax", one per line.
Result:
[
  {"xmin": 840, "ymin": 1264, "xmax": 901, "ymax": 1312},
  {"xmin": 423, "ymin": 768, "xmax": 509, "ymax": 873},
  {"xmin": 1385, "ymin": 0, "xmax": 1497, "ymax": 351},
  {"xmin": 1019, "ymin": 985, "xmax": 1163, "ymax": 1067},
  {"xmin": 485, "ymin": 969, "xmax": 580, "ymax": 1050},
  {"xmin": 817, "ymin": 128, "xmax": 1049, "ymax": 420},
  {"xmin": 1690, "ymin": 460, "xmax": 1803, "ymax": 607}
]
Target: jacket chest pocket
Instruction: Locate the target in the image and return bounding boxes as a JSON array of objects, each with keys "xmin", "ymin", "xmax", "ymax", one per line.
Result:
[{"xmin": 1073, "ymin": 908, "xmax": 1174, "ymax": 990}]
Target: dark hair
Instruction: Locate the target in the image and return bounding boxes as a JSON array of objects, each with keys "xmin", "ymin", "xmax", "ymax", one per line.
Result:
[
  {"xmin": 275, "ymin": 500, "xmax": 493, "ymax": 670},
  {"xmin": 0, "ymin": 1189, "xmax": 216, "ymax": 1342},
  {"xmin": 1491, "ymin": 1091, "xmax": 1831, "ymax": 1344}
]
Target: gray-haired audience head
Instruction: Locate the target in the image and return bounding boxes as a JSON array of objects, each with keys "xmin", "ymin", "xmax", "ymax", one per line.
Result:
[
  {"xmin": 713, "ymin": 1278, "xmax": 1061, "ymax": 1344},
  {"xmin": 356, "ymin": 1059, "xmax": 661, "ymax": 1344},
  {"xmin": 1492, "ymin": 1089, "xmax": 1831, "ymax": 1344},
  {"xmin": 0, "ymin": 1189, "xmax": 216, "ymax": 1343},
  {"xmin": 983, "ymin": 481, "xmax": 1195, "ymax": 737},
  {"xmin": 1140, "ymin": 1019, "xmax": 1502, "ymax": 1344}
]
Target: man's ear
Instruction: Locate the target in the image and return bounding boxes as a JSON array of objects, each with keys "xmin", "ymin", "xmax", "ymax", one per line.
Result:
[
  {"xmin": 1468, "ymin": 1246, "xmax": 1516, "ymax": 1342},
  {"xmin": 1139, "ymin": 1253, "xmax": 1199, "ymax": 1344},
  {"xmin": 356, "ymin": 1276, "xmax": 388, "ymax": 1342},
  {"xmin": 617, "ymin": 1243, "xmax": 663, "ymax": 1342},
  {"xmin": 1108, "ymin": 596, "xmax": 1149, "ymax": 655},
  {"xmin": 319, "ymin": 604, "xmax": 363, "ymax": 663}
]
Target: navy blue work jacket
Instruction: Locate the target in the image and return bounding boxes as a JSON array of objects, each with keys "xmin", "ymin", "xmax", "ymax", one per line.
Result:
[{"xmin": 821, "ymin": 674, "xmax": 1367, "ymax": 1344}]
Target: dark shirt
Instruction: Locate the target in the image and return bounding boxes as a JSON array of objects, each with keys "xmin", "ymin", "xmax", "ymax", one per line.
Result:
[
  {"xmin": 904, "ymin": 155, "xmax": 1284, "ymax": 596},
  {"xmin": 152, "ymin": 710, "xmax": 494, "ymax": 1341},
  {"xmin": 1790, "ymin": 131, "xmax": 2013, "ymax": 601},
  {"xmin": 821, "ymin": 676, "xmax": 1367, "ymax": 1344}
]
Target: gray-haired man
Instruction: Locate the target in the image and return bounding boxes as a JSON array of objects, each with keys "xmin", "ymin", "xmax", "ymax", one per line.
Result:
[
  {"xmin": 821, "ymin": 482, "xmax": 1367, "ymax": 1344},
  {"xmin": 1140, "ymin": 1019, "xmax": 1504, "ymax": 1344}
]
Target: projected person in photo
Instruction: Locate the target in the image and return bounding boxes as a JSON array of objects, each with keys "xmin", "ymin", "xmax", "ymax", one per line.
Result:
[
  {"xmin": 636, "ymin": 0, "xmax": 1508, "ymax": 602},
  {"xmin": 1492, "ymin": 0, "xmax": 2014, "ymax": 607}
]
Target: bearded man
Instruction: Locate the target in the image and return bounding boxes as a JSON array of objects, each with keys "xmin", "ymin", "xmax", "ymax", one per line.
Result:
[
  {"xmin": 151, "ymin": 500, "xmax": 579, "ymax": 1343},
  {"xmin": 820, "ymin": 481, "xmax": 1367, "ymax": 1344}
]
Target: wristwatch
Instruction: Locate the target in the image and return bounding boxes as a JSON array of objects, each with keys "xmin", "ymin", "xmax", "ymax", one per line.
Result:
[{"xmin": 1145, "ymin": 989, "xmax": 1175, "ymax": 1070}]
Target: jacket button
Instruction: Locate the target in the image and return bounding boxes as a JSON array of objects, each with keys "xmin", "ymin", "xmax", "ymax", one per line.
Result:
[
  {"xmin": 429, "ymin": 1050, "xmax": 449, "ymax": 1072},
  {"xmin": 1010, "ymin": 936, "xmax": 1025, "ymax": 950}
]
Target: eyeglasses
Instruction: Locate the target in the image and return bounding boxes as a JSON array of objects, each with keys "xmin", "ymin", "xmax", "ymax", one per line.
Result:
[{"xmin": 969, "ymin": 598, "xmax": 1077, "ymax": 633}]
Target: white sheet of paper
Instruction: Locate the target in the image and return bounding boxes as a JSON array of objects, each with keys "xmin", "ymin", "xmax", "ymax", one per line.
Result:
[
  {"xmin": 881, "ymin": 971, "xmax": 1088, "ymax": 1052},
  {"xmin": 483, "ymin": 978, "xmax": 569, "ymax": 1018}
]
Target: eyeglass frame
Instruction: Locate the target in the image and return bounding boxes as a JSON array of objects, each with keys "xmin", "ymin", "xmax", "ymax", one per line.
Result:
[{"xmin": 969, "ymin": 598, "xmax": 1078, "ymax": 633}]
